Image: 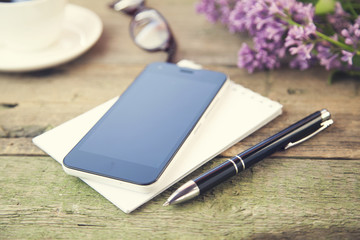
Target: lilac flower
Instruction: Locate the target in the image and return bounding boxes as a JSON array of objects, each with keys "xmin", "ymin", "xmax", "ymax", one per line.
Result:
[
  {"xmin": 290, "ymin": 55, "xmax": 311, "ymax": 70},
  {"xmin": 268, "ymin": 2, "xmax": 286, "ymax": 17},
  {"xmin": 291, "ymin": 1, "xmax": 314, "ymax": 24},
  {"xmin": 285, "ymin": 23, "xmax": 316, "ymax": 47},
  {"xmin": 227, "ymin": 0, "xmax": 310, "ymax": 72},
  {"xmin": 237, "ymin": 39, "xmax": 283, "ymax": 73},
  {"xmin": 317, "ymin": 44, "xmax": 341, "ymax": 70},
  {"xmin": 228, "ymin": 0, "xmax": 317, "ymax": 72},
  {"xmin": 288, "ymin": 43, "xmax": 314, "ymax": 59},
  {"xmin": 228, "ymin": 0, "xmax": 264, "ymax": 34},
  {"xmin": 285, "ymin": 23, "xmax": 316, "ymax": 69},
  {"xmin": 326, "ymin": 2, "xmax": 351, "ymax": 33},
  {"xmin": 196, "ymin": 0, "xmax": 360, "ymax": 74},
  {"xmin": 341, "ymin": 50, "xmax": 354, "ymax": 65},
  {"xmin": 196, "ymin": 0, "xmax": 221, "ymax": 23},
  {"xmin": 216, "ymin": 0, "xmax": 235, "ymax": 25},
  {"xmin": 196, "ymin": 0, "xmax": 235, "ymax": 24},
  {"xmin": 341, "ymin": 16, "xmax": 360, "ymax": 48},
  {"xmin": 237, "ymin": 43, "xmax": 259, "ymax": 73}
]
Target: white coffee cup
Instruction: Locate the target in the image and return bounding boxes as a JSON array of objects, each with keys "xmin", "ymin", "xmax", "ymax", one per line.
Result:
[{"xmin": 0, "ymin": 0, "xmax": 67, "ymax": 51}]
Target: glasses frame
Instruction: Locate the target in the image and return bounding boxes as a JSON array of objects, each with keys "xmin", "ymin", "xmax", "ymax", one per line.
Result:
[{"xmin": 110, "ymin": 0, "xmax": 177, "ymax": 63}]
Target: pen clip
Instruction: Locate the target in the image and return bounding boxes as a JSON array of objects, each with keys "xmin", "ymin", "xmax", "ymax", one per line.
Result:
[{"xmin": 284, "ymin": 119, "xmax": 334, "ymax": 150}]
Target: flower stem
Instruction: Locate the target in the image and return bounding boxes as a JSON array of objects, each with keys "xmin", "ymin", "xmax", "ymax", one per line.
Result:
[
  {"xmin": 315, "ymin": 31, "xmax": 359, "ymax": 54},
  {"xmin": 282, "ymin": 15, "xmax": 360, "ymax": 55}
]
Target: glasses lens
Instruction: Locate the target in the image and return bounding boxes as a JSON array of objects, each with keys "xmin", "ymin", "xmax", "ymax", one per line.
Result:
[
  {"xmin": 110, "ymin": 0, "xmax": 144, "ymax": 14},
  {"xmin": 130, "ymin": 9, "xmax": 170, "ymax": 51}
]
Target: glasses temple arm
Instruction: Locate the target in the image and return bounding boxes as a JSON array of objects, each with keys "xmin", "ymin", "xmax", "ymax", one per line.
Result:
[{"xmin": 166, "ymin": 38, "xmax": 177, "ymax": 63}]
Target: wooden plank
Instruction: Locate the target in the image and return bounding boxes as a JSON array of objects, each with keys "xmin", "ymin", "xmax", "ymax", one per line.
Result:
[
  {"xmin": 0, "ymin": 0, "xmax": 359, "ymax": 238},
  {"xmin": 0, "ymin": 156, "xmax": 359, "ymax": 239},
  {"xmin": 1, "ymin": 66, "xmax": 359, "ymax": 159},
  {"xmin": 223, "ymin": 67, "xmax": 360, "ymax": 159},
  {"xmin": 66, "ymin": 0, "xmax": 243, "ymax": 65},
  {"xmin": 0, "ymin": 138, "xmax": 44, "ymax": 156}
]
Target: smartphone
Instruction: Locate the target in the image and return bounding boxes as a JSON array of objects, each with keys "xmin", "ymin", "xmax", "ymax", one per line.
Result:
[{"xmin": 63, "ymin": 62, "xmax": 228, "ymax": 192}]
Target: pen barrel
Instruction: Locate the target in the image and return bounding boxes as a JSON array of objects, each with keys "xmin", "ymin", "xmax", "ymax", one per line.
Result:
[
  {"xmin": 240, "ymin": 111, "xmax": 325, "ymax": 168},
  {"xmin": 194, "ymin": 160, "xmax": 239, "ymax": 193}
]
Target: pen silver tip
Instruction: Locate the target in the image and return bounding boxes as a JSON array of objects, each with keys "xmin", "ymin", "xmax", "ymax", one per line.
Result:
[{"xmin": 163, "ymin": 180, "xmax": 200, "ymax": 206}]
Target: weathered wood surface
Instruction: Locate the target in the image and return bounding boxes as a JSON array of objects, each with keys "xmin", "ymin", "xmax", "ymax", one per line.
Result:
[
  {"xmin": 0, "ymin": 0, "xmax": 359, "ymax": 239},
  {"xmin": 1, "ymin": 156, "xmax": 359, "ymax": 239}
]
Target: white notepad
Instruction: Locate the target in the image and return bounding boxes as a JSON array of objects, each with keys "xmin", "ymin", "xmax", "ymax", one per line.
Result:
[{"xmin": 33, "ymin": 63, "xmax": 282, "ymax": 213}]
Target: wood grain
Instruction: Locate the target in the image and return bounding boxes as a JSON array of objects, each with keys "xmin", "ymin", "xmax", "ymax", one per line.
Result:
[
  {"xmin": 1, "ymin": 66, "xmax": 359, "ymax": 159},
  {"xmin": 0, "ymin": 156, "xmax": 359, "ymax": 239},
  {"xmin": 0, "ymin": 0, "xmax": 359, "ymax": 239}
]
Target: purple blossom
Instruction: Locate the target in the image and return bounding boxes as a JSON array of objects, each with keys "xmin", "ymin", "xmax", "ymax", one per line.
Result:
[
  {"xmin": 291, "ymin": 1, "xmax": 314, "ymax": 24},
  {"xmin": 284, "ymin": 23, "xmax": 316, "ymax": 69},
  {"xmin": 341, "ymin": 50, "xmax": 354, "ymax": 65},
  {"xmin": 289, "ymin": 43, "xmax": 314, "ymax": 59},
  {"xmin": 285, "ymin": 23, "xmax": 316, "ymax": 47},
  {"xmin": 196, "ymin": 0, "xmax": 235, "ymax": 24},
  {"xmin": 229, "ymin": 0, "xmax": 316, "ymax": 72},
  {"xmin": 268, "ymin": 2, "xmax": 286, "ymax": 17},
  {"xmin": 237, "ymin": 43, "xmax": 280, "ymax": 73},
  {"xmin": 290, "ymin": 55, "xmax": 311, "ymax": 70},
  {"xmin": 237, "ymin": 43, "xmax": 259, "ymax": 73},
  {"xmin": 327, "ymin": 2, "xmax": 351, "ymax": 33},
  {"xmin": 337, "ymin": 16, "xmax": 360, "ymax": 67},
  {"xmin": 341, "ymin": 16, "xmax": 360, "ymax": 48},
  {"xmin": 197, "ymin": 0, "xmax": 360, "ymax": 74},
  {"xmin": 216, "ymin": 0, "xmax": 235, "ymax": 25},
  {"xmin": 196, "ymin": 0, "xmax": 221, "ymax": 23},
  {"xmin": 317, "ymin": 44, "xmax": 341, "ymax": 70},
  {"xmin": 228, "ymin": 0, "xmax": 312, "ymax": 72}
]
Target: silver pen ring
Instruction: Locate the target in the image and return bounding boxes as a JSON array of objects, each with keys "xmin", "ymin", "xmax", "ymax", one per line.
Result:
[
  {"xmin": 228, "ymin": 159, "xmax": 239, "ymax": 174},
  {"xmin": 235, "ymin": 155, "xmax": 246, "ymax": 170}
]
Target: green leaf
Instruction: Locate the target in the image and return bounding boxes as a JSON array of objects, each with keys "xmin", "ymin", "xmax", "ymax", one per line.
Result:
[
  {"xmin": 328, "ymin": 70, "xmax": 360, "ymax": 84},
  {"xmin": 315, "ymin": 0, "xmax": 336, "ymax": 15},
  {"xmin": 297, "ymin": 0, "xmax": 319, "ymax": 4},
  {"xmin": 328, "ymin": 70, "xmax": 338, "ymax": 84},
  {"xmin": 353, "ymin": 55, "xmax": 360, "ymax": 67}
]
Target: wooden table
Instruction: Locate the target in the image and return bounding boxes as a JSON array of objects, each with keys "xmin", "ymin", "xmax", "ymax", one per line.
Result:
[{"xmin": 1, "ymin": 0, "xmax": 359, "ymax": 239}]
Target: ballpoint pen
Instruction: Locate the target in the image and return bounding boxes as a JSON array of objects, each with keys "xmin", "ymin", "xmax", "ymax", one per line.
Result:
[{"xmin": 163, "ymin": 109, "xmax": 334, "ymax": 206}]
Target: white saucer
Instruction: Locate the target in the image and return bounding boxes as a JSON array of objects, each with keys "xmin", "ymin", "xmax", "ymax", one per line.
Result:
[{"xmin": 0, "ymin": 4, "xmax": 103, "ymax": 72}]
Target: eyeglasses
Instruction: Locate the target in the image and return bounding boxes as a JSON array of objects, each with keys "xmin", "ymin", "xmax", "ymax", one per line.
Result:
[{"xmin": 109, "ymin": 0, "xmax": 177, "ymax": 63}]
